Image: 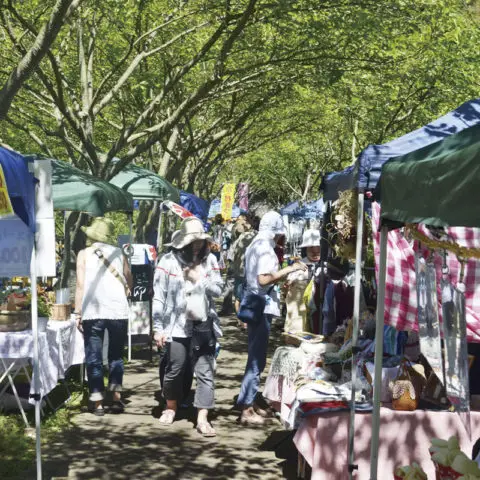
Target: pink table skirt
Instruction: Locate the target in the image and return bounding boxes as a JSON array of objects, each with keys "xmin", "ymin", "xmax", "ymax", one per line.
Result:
[{"xmin": 293, "ymin": 408, "xmax": 480, "ymax": 479}]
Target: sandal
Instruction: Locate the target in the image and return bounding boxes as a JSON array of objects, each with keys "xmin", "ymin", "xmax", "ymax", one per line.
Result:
[
  {"xmin": 159, "ymin": 409, "xmax": 176, "ymax": 426},
  {"xmin": 196, "ymin": 422, "xmax": 216, "ymax": 437}
]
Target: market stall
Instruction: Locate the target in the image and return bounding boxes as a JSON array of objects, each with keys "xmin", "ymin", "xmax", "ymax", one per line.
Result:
[
  {"xmin": 316, "ymin": 97, "xmax": 480, "ymax": 477},
  {"xmin": 0, "ymin": 146, "xmax": 41, "ymax": 479},
  {"xmin": 368, "ymin": 121, "xmax": 480, "ymax": 479}
]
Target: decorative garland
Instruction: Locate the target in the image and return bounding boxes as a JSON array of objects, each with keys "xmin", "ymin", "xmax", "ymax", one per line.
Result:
[{"xmin": 406, "ymin": 224, "xmax": 480, "ymax": 260}]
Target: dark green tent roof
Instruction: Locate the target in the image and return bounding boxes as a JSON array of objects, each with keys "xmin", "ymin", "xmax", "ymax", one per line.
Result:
[
  {"xmin": 379, "ymin": 123, "xmax": 480, "ymax": 228},
  {"xmin": 110, "ymin": 163, "xmax": 179, "ymax": 202},
  {"xmin": 52, "ymin": 160, "xmax": 133, "ymax": 216}
]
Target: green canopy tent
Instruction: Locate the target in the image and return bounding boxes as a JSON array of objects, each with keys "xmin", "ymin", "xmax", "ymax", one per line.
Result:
[
  {"xmin": 109, "ymin": 163, "xmax": 179, "ymax": 203},
  {"xmin": 369, "ymin": 123, "xmax": 480, "ymax": 478},
  {"xmin": 52, "ymin": 160, "xmax": 133, "ymax": 215},
  {"xmin": 379, "ymin": 123, "xmax": 480, "ymax": 228}
]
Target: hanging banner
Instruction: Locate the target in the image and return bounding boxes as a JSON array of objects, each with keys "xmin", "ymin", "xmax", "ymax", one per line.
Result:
[
  {"xmin": 221, "ymin": 183, "xmax": 236, "ymax": 221},
  {"xmin": 415, "ymin": 253, "xmax": 443, "ymax": 381},
  {"xmin": 0, "ymin": 164, "xmax": 14, "ymax": 217},
  {"xmin": 237, "ymin": 183, "xmax": 249, "ymax": 212},
  {"xmin": 162, "ymin": 200, "xmax": 194, "ymax": 220}
]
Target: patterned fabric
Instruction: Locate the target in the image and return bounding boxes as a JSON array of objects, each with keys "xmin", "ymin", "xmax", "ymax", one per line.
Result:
[{"xmin": 372, "ymin": 202, "xmax": 480, "ymax": 342}]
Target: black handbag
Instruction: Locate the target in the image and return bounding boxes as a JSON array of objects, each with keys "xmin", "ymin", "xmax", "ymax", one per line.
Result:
[
  {"xmin": 191, "ymin": 317, "xmax": 215, "ymax": 355},
  {"xmin": 237, "ymin": 286, "xmax": 274, "ymax": 325}
]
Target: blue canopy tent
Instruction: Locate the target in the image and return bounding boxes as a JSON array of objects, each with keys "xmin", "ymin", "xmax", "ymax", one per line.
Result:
[
  {"xmin": 321, "ymin": 166, "xmax": 355, "ymax": 202},
  {"xmin": 0, "ymin": 147, "xmax": 42, "ymax": 479},
  {"xmin": 180, "ymin": 191, "xmax": 210, "ymax": 221},
  {"xmin": 280, "ymin": 200, "xmax": 300, "ymax": 217},
  {"xmin": 298, "ymin": 198, "xmax": 324, "ymax": 219}
]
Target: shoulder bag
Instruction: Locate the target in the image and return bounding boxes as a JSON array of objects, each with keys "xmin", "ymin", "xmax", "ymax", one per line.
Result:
[{"xmin": 94, "ymin": 248, "xmax": 131, "ymax": 298}]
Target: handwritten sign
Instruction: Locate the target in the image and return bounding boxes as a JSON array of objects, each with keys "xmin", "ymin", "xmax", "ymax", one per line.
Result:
[
  {"xmin": 0, "ymin": 165, "xmax": 14, "ymax": 217},
  {"xmin": 220, "ymin": 183, "xmax": 236, "ymax": 221}
]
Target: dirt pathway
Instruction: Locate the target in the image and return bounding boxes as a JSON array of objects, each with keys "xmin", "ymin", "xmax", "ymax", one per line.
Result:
[{"xmin": 34, "ymin": 315, "xmax": 297, "ymax": 480}]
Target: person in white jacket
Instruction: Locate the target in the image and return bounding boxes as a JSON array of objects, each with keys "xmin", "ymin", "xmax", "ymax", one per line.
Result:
[{"xmin": 153, "ymin": 217, "xmax": 223, "ymax": 437}]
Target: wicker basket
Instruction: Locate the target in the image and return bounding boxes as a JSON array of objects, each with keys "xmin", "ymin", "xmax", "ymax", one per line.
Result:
[
  {"xmin": 282, "ymin": 331, "xmax": 324, "ymax": 346},
  {"xmin": 0, "ymin": 310, "xmax": 31, "ymax": 332},
  {"xmin": 51, "ymin": 303, "xmax": 71, "ymax": 321}
]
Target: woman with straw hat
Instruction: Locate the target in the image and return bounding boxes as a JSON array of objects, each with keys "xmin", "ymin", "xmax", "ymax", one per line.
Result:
[
  {"xmin": 153, "ymin": 217, "xmax": 223, "ymax": 437},
  {"xmin": 75, "ymin": 217, "xmax": 132, "ymax": 416}
]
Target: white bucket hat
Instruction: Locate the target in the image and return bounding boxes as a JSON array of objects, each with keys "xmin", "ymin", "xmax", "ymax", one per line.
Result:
[
  {"xmin": 300, "ymin": 229, "xmax": 321, "ymax": 248},
  {"xmin": 165, "ymin": 230, "xmax": 180, "ymax": 247},
  {"xmin": 171, "ymin": 217, "xmax": 212, "ymax": 249},
  {"xmin": 259, "ymin": 211, "xmax": 286, "ymax": 235}
]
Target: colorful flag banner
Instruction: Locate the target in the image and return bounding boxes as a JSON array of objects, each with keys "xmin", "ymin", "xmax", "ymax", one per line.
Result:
[
  {"xmin": 237, "ymin": 183, "xmax": 249, "ymax": 212},
  {"xmin": 220, "ymin": 183, "xmax": 236, "ymax": 221},
  {"xmin": 163, "ymin": 200, "xmax": 194, "ymax": 220}
]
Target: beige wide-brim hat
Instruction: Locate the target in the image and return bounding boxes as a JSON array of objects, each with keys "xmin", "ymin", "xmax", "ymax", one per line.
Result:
[
  {"xmin": 171, "ymin": 217, "xmax": 212, "ymax": 249},
  {"xmin": 300, "ymin": 229, "xmax": 321, "ymax": 248},
  {"xmin": 165, "ymin": 230, "xmax": 181, "ymax": 247},
  {"xmin": 81, "ymin": 217, "xmax": 116, "ymax": 245}
]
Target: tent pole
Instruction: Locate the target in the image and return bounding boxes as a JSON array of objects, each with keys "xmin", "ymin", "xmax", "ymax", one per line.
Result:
[
  {"xmin": 127, "ymin": 213, "xmax": 133, "ymax": 363},
  {"xmin": 370, "ymin": 224, "xmax": 388, "ymax": 480},
  {"xmin": 347, "ymin": 191, "xmax": 364, "ymax": 479},
  {"xmin": 30, "ymin": 241, "xmax": 42, "ymax": 480},
  {"xmin": 156, "ymin": 202, "xmax": 164, "ymax": 252}
]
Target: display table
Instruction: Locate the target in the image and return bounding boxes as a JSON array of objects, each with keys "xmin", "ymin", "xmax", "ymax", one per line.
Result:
[
  {"xmin": 293, "ymin": 407, "xmax": 480, "ymax": 479},
  {"xmin": 0, "ymin": 319, "xmax": 85, "ymax": 427}
]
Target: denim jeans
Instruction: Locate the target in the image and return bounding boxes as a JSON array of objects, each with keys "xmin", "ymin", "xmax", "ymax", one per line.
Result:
[
  {"xmin": 83, "ymin": 319, "xmax": 128, "ymax": 402},
  {"xmin": 237, "ymin": 314, "xmax": 272, "ymax": 406}
]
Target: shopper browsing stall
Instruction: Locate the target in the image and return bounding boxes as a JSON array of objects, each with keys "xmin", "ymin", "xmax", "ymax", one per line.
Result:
[{"xmin": 237, "ymin": 210, "xmax": 307, "ymax": 426}]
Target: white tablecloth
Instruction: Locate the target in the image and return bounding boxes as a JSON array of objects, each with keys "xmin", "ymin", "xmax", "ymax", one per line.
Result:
[{"xmin": 0, "ymin": 319, "xmax": 85, "ymax": 401}]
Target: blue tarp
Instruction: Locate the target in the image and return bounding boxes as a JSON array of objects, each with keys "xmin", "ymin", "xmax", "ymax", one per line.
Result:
[
  {"xmin": 208, "ymin": 198, "xmax": 242, "ymax": 219},
  {"xmin": 0, "ymin": 147, "xmax": 36, "ymax": 231},
  {"xmin": 356, "ymin": 98, "xmax": 480, "ymax": 190},
  {"xmin": 321, "ymin": 98, "xmax": 480, "ymax": 199},
  {"xmin": 180, "ymin": 191, "xmax": 210, "ymax": 221}
]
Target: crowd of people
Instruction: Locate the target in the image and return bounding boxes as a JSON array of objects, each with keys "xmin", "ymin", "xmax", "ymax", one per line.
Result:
[{"xmin": 74, "ymin": 209, "xmax": 309, "ymax": 435}]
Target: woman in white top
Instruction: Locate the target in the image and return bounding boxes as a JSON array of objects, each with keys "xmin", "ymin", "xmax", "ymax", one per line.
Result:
[
  {"xmin": 75, "ymin": 218, "xmax": 132, "ymax": 416},
  {"xmin": 284, "ymin": 229, "xmax": 321, "ymax": 333},
  {"xmin": 153, "ymin": 217, "xmax": 223, "ymax": 437}
]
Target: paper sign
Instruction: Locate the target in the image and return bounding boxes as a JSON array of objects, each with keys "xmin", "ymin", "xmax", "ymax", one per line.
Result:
[
  {"xmin": 220, "ymin": 183, "xmax": 236, "ymax": 221},
  {"xmin": 0, "ymin": 217, "xmax": 34, "ymax": 277},
  {"xmin": 0, "ymin": 164, "xmax": 14, "ymax": 217}
]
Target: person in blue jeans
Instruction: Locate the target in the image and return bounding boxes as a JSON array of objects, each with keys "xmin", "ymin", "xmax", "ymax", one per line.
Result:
[
  {"xmin": 237, "ymin": 211, "xmax": 306, "ymax": 426},
  {"xmin": 75, "ymin": 218, "xmax": 132, "ymax": 416}
]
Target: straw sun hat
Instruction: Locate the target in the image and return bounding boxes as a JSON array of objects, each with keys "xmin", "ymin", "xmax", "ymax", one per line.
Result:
[
  {"xmin": 171, "ymin": 217, "xmax": 212, "ymax": 249},
  {"xmin": 81, "ymin": 217, "xmax": 116, "ymax": 245}
]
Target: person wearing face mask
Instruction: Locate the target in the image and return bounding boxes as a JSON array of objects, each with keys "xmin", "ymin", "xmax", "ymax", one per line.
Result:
[
  {"xmin": 237, "ymin": 211, "xmax": 307, "ymax": 426},
  {"xmin": 153, "ymin": 217, "xmax": 223, "ymax": 437},
  {"xmin": 284, "ymin": 229, "xmax": 321, "ymax": 333}
]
